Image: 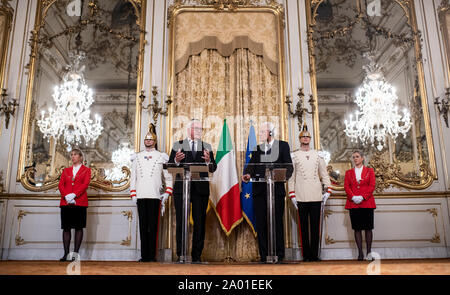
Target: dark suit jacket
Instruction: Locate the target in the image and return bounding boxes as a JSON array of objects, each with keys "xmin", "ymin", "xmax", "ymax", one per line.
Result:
[
  {"xmin": 168, "ymin": 139, "xmax": 217, "ymax": 196},
  {"xmin": 243, "ymin": 140, "xmax": 293, "ymax": 197}
]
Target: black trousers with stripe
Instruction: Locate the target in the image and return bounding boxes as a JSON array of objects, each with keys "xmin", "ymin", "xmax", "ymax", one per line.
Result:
[
  {"xmin": 137, "ymin": 199, "xmax": 161, "ymax": 261},
  {"xmin": 297, "ymin": 201, "xmax": 322, "ymax": 261}
]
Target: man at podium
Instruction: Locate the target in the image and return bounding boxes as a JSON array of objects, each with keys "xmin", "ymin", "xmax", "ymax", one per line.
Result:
[
  {"xmin": 168, "ymin": 119, "xmax": 217, "ymax": 263},
  {"xmin": 242, "ymin": 122, "xmax": 293, "ymax": 263}
]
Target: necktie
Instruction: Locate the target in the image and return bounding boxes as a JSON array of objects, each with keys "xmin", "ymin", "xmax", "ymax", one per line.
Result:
[{"xmin": 191, "ymin": 140, "xmax": 196, "ymax": 159}]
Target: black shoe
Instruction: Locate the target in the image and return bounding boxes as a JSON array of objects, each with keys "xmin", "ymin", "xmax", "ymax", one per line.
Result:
[
  {"xmin": 357, "ymin": 255, "xmax": 364, "ymax": 261},
  {"xmin": 192, "ymin": 258, "xmax": 202, "ymax": 264},
  {"xmin": 303, "ymin": 258, "xmax": 310, "ymax": 262},
  {"xmin": 59, "ymin": 254, "xmax": 68, "ymax": 262}
]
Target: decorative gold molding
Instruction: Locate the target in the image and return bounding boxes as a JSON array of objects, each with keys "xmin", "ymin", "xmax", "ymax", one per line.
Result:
[
  {"xmin": 0, "ymin": 0, "xmax": 13, "ymax": 90},
  {"xmin": 14, "ymin": 209, "xmax": 134, "ymax": 246},
  {"xmin": 323, "ymin": 208, "xmax": 442, "ymax": 245},
  {"xmin": 17, "ymin": 0, "xmax": 147, "ymax": 192},
  {"xmin": 121, "ymin": 210, "xmax": 133, "ymax": 246},
  {"xmin": 166, "ymin": 1, "xmax": 288, "ymax": 154},
  {"xmin": 306, "ymin": 0, "xmax": 437, "ymax": 192}
]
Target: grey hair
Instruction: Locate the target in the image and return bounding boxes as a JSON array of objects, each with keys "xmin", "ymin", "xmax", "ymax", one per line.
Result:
[
  {"xmin": 187, "ymin": 119, "xmax": 202, "ymax": 130},
  {"xmin": 260, "ymin": 122, "xmax": 276, "ymax": 137}
]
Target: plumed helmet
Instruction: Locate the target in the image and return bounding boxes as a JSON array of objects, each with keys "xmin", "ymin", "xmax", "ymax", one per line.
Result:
[
  {"xmin": 299, "ymin": 122, "xmax": 311, "ymax": 138},
  {"xmin": 144, "ymin": 123, "xmax": 157, "ymax": 141}
]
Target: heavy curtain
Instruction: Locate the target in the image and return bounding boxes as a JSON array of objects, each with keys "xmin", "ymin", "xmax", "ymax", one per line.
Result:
[{"xmin": 170, "ymin": 47, "xmax": 280, "ymax": 261}]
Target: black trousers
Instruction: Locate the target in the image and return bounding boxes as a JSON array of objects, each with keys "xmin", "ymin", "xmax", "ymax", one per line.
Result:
[
  {"xmin": 298, "ymin": 201, "xmax": 322, "ymax": 260},
  {"xmin": 174, "ymin": 192, "xmax": 209, "ymax": 260},
  {"xmin": 137, "ymin": 199, "xmax": 161, "ymax": 261},
  {"xmin": 253, "ymin": 193, "xmax": 285, "ymax": 261}
]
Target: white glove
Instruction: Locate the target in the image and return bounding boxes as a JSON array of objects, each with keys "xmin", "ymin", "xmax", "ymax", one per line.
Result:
[
  {"xmin": 322, "ymin": 192, "xmax": 331, "ymax": 205},
  {"xmin": 352, "ymin": 195, "xmax": 364, "ymax": 204},
  {"xmin": 160, "ymin": 193, "xmax": 170, "ymax": 216},
  {"xmin": 290, "ymin": 197, "xmax": 298, "ymax": 210},
  {"xmin": 131, "ymin": 196, "xmax": 137, "ymax": 204},
  {"xmin": 160, "ymin": 192, "xmax": 170, "ymax": 203},
  {"xmin": 65, "ymin": 193, "xmax": 76, "ymax": 203}
]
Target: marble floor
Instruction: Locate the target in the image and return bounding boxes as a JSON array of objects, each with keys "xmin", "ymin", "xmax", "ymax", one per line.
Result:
[{"xmin": 0, "ymin": 259, "xmax": 449, "ymax": 275}]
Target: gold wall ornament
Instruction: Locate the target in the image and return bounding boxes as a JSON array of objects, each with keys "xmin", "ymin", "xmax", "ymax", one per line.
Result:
[
  {"xmin": 0, "ymin": 88, "xmax": 19, "ymax": 129},
  {"xmin": 18, "ymin": 0, "xmax": 147, "ymax": 193},
  {"xmin": 307, "ymin": 0, "xmax": 437, "ymax": 192},
  {"xmin": 368, "ymin": 151, "xmax": 434, "ymax": 194},
  {"xmin": 140, "ymin": 86, "xmax": 173, "ymax": 125},
  {"xmin": 434, "ymin": 88, "xmax": 450, "ymax": 128},
  {"xmin": 168, "ymin": 0, "xmax": 284, "ymax": 27},
  {"xmin": 20, "ymin": 164, "xmax": 131, "ymax": 193},
  {"xmin": 120, "ymin": 210, "xmax": 133, "ymax": 246},
  {"xmin": 285, "ymin": 88, "xmax": 315, "ymax": 132}
]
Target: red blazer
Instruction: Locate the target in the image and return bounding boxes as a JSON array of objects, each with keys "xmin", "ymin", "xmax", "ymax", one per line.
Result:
[
  {"xmin": 58, "ymin": 165, "xmax": 91, "ymax": 207},
  {"xmin": 344, "ymin": 166, "xmax": 376, "ymax": 209}
]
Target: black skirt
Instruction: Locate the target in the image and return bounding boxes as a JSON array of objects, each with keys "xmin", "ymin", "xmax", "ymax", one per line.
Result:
[
  {"xmin": 349, "ymin": 208, "xmax": 374, "ymax": 230},
  {"xmin": 60, "ymin": 206, "xmax": 87, "ymax": 230}
]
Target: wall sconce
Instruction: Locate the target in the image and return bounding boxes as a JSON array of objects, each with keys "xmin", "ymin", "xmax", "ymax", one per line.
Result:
[
  {"xmin": 140, "ymin": 86, "xmax": 173, "ymax": 125},
  {"xmin": 285, "ymin": 87, "xmax": 316, "ymax": 131},
  {"xmin": 0, "ymin": 89, "xmax": 19, "ymax": 129},
  {"xmin": 435, "ymin": 88, "xmax": 450, "ymax": 128}
]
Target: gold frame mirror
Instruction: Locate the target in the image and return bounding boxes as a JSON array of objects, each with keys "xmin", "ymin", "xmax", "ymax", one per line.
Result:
[
  {"xmin": 306, "ymin": 0, "xmax": 436, "ymax": 193},
  {"xmin": 17, "ymin": 0, "xmax": 147, "ymax": 192}
]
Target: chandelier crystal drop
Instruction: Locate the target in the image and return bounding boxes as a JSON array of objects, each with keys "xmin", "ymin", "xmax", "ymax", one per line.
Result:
[
  {"xmin": 37, "ymin": 51, "xmax": 103, "ymax": 148},
  {"xmin": 105, "ymin": 142, "xmax": 134, "ymax": 182},
  {"xmin": 344, "ymin": 55, "xmax": 412, "ymax": 151}
]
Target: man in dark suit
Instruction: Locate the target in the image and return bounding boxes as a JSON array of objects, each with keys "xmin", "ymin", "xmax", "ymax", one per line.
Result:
[
  {"xmin": 242, "ymin": 122, "xmax": 293, "ymax": 263},
  {"xmin": 168, "ymin": 119, "xmax": 217, "ymax": 263}
]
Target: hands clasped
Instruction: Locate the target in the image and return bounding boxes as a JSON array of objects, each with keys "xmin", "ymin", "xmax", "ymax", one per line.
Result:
[
  {"xmin": 64, "ymin": 193, "xmax": 76, "ymax": 205},
  {"xmin": 352, "ymin": 195, "xmax": 364, "ymax": 204}
]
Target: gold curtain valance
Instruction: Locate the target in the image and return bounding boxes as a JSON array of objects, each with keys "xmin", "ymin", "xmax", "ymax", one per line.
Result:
[{"xmin": 174, "ymin": 35, "xmax": 278, "ymax": 75}]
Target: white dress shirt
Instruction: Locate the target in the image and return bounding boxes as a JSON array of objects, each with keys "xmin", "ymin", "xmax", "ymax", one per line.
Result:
[
  {"xmin": 355, "ymin": 166, "xmax": 363, "ymax": 182},
  {"xmin": 264, "ymin": 139, "xmax": 275, "ymax": 153},
  {"xmin": 72, "ymin": 164, "xmax": 82, "ymax": 178}
]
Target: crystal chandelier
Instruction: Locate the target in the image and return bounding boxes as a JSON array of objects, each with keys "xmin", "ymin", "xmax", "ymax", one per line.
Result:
[
  {"xmin": 37, "ymin": 51, "xmax": 103, "ymax": 148},
  {"xmin": 344, "ymin": 55, "xmax": 412, "ymax": 151},
  {"xmin": 105, "ymin": 142, "xmax": 134, "ymax": 182}
]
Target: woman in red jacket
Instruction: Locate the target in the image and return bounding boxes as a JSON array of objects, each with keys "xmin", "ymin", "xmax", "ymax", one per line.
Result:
[
  {"xmin": 58, "ymin": 148, "xmax": 91, "ymax": 261},
  {"xmin": 344, "ymin": 150, "xmax": 376, "ymax": 261}
]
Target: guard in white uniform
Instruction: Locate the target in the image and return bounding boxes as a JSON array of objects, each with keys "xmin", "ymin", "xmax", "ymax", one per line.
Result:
[
  {"xmin": 288, "ymin": 123, "xmax": 331, "ymax": 262},
  {"xmin": 130, "ymin": 124, "xmax": 173, "ymax": 262}
]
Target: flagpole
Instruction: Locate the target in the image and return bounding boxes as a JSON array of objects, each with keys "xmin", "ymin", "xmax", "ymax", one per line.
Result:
[{"xmin": 223, "ymin": 232, "xmax": 236, "ymax": 263}]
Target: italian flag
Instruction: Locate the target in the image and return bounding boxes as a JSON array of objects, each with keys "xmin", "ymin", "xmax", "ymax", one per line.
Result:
[{"xmin": 210, "ymin": 120, "xmax": 243, "ymax": 235}]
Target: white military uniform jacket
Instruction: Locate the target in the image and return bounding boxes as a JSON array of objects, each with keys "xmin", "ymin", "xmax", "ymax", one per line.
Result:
[
  {"xmin": 288, "ymin": 149, "xmax": 331, "ymax": 202},
  {"xmin": 130, "ymin": 149, "xmax": 173, "ymax": 199}
]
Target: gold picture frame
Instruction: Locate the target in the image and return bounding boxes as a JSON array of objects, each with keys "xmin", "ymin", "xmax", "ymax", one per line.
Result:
[
  {"xmin": 306, "ymin": 0, "xmax": 436, "ymax": 192},
  {"xmin": 165, "ymin": 0, "xmax": 288, "ymax": 152},
  {"xmin": 17, "ymin": 0, "xmax": 147, "ymax": 192}
]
